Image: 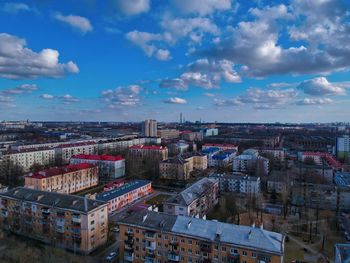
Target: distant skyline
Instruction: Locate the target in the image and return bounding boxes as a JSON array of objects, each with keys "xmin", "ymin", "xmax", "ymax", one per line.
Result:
[{"xmin": 0, "ymin": 0, "xmax": 350, "ymax": 123}]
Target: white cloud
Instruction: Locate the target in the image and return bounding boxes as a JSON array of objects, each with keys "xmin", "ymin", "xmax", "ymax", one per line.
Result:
[
  {"xmin": 54, "ymin": 13, "xmax": 93, "ymax": 34},
  {"xmin": 60, "ymin": 94, "xmax": 80, "ymax": 104},
  {"xmin": 1, "ymin": 2, "xmax": 35, "ymax": 14},
  {"xmin": 112, "ymin": 0, "xmax": 150, "ymax": 16},
  {"xmin": 171, "ymin": 0, "xmax": 231, "ymax": 15},
  {"xmin": 101, "ymin": 85, "xmax": 142, "ymax": 107},
  {"xmin": 155, "ymin": 49, "xmax": 171, "ymax": 61},
  {"xmin": 296, "ymin": 97, "xmax": 333, "ymax": 106},
  {"xmin": 160, "ymin": 58, "xmax": 240, "ymax": 90},
  {"xmin": 40, "ymin": 94, "xmax": 54, "ymax": 100},
  {"xmin": 2, "ymin": 84, "xmax": 38, "ymax": 95},
  {"xmin": 163, "ymin": 97, "xmax": 187, "ymax": 104},
  {"xmin": 297, "ymin": 77, "xmax": 347, "ymax": 96},
  {"xmin": 215, "ymin": 88, "xmax": 297, "ymax": 109},
  {"xmin": 0, "ymin": 33, "xmax": 79, "ymax": 79}
]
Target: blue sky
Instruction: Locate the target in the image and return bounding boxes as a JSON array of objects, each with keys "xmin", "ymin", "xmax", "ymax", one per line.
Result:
[{"xmin": 0, "ymin": 0, "xmax": 350, "ymax": 123}]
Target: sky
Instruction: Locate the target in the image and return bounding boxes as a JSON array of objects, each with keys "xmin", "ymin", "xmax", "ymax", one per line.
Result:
[{"xmin": 0, "ymin": 0, "xmax": 350, "ymax": 123}]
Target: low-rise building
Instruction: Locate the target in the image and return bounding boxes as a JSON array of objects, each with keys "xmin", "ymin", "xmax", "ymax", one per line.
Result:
[
  {"xmin": 181, "ymin": 152, "xmax": 208, "ymax": 170},
  {"xmin": 158, "ymin": 129, "xmax": 180, "ymax": 140},
  {"xmin": 258, "ymin": 148, "xmax": 286, "ymax": 161},
  {"xmin": 0, "ymin": 187, "xmax": 108, "ymax": 254},
  {"xmin": 70, "ymin": 154, "xmax": 125, "ymax": 182},
  {"xmin": 24, "ymin": 163, "xmax": 98, "ymax": 194},
  {"xmin": 118, "ymin": 210, "xmax": 285, "ymax": 263},
  {"xmin": 95, "ymin": 180, "xmax": 152, "ymax": 214},
  {"xmin": 168, "ymin": 141, "xmax": 189, "ymax": 155},
  {"xmin": 128, "ymin": 145, "xmax": 168, "ymax": 161},
  {"xmin": 202, "ymin": 143, "xmax": 238, "ymax": 151},
  {"xmin": 335, "ymin": 172, "xmax": 350, "ymax": 188},
  {"xmin": 159, "ymin": 157, "xmax": 192, "ymax": 181},
  {"xmin": 208, "ymin": 150, "xmax": 237, "ymax": 167},
  {"xmin": 201, "ymin": 128, "xmax": 218, "ymax": 137},
  {"xmin": 163, "ymin": 178, "xmax": 219, "ymax": 219},
  {"xmin": 181, "ymin": 131, "xmax": 203, "ymax": 141},
  {"xmin": 299, "ymin": 151, "xmax": 342, "ymax": 169},
  {"xmin": 233, "ymin": 149, "xmax": 269, "ymax": 176},
  {"xmin": 210, "ymin": 173, "xmax": 261, "ymax": 195}
]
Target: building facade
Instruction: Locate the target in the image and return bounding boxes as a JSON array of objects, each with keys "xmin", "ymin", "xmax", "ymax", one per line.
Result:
[
  {"xmin": 0, "ymin": 187, "xmax": 108, "ymax": 254},
  {"xmin": 159, "ymin": 157, "xmax": 192, "ymax": 181},
  {"xmin": 25, "ymin": 163, "xmax": 98, "ymax": 194},
  {"xmin": 55, "ymin": 142, "xmax": 98, "ymax": 164},
  {"xmin": 210, "ymin": 173, "xmax": 261, "ymax": 195},
  {"xmin": 158, "ymin": 129, "xmax": 180, "ymax": 140},
  {"xmin": 142, "ymin": 120, "xmax": 157, "ymax": 137},
  {"xmin": 95, "ymin": 180, "xmax": 152, "ymax": 214},
  {"xmin": 163, "ymin": 178, "xmax": 219, "ymax": 219},
  {"xmin": 70, "ymin": 154, "xmax": 125, "ymax": 182},
  {"xmin": 119, "ymin": 211, "xmax": 285, "ymax": 263},
  {"xmin": 129, "ymin": 145, "xmax": 168, "ymax": 161}
]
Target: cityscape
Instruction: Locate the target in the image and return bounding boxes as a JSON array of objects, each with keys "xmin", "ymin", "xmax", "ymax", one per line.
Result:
[{"xmin": 1, "ymin": 1, "xmax": 350, "ymax": 263}]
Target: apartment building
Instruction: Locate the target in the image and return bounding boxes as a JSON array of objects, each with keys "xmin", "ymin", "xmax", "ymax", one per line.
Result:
[
  {"xmin": 337, "ymin": 135, "xmax": 350, "ymax": 160},
  {"xmin": 142, "ymin": 120, "xmax": 157, "ymax": 137},
  {"xmin": 24, "ymin": 163, "xmax": 98, "ymax": 194},
  {"xmin": 95, "ymin": 180, "xmax": 152, "ymax": 214},
  {"xmin": 168, "ymin": 141, "xmax": 189, "ymax": 155},
  {"xmin": 158, "ymin": 129, "xmax": 180, "ymax": 140},
  {"xmin": 181, "ymin": 152, "xmax": 208, "ymax": 170},
  {"xmin": 70, "ymin": 154, "xmax": 125, "ymax": 182},
  {"xmin": 55, "ymin": 142, "xmax": 98, "ymax": 164},
  {"xmin": 233, "ymin": 149, "xmax": 269, "ymax": 176},
  {"xmin": 129, "ymin": 145, "xmax": 168, "ymax": 161},
  {"xmin": 210, "ymin": 173, "xmax": 261, "ymax": 195},
  {"xmin": 163, "ymin": 178, "xmax": 219, "ymax": 219},
  {"xmin": 2, "ymin": 147, "xmax": 56, "ymax": 171},
  {"xmin": 202, "ymin": 143, "xmax": 238, "ymax": 152},
  {"xmin": 257, "ymin": 148, "xmax": 286, "ymax": 161},
  {"xmin": 208, "ymin": 150, "xmax": 237, "ymax": 168},
  {"xmin": 298, "ymin": 151, "xmax": 342, "ymax": 169},
  {"xmin": 0, "ymin": 187, "xmax": 108, "ymax": 254},
  {"xmin": 201, "ymin": 128, "xmax": 219, "ymax": 137},
  {"xmin": 119, "ymin": 210, "xmax": 285, "ymax": 263},
  {"xmin": 181, "ymin": 131, "xmax": 203, "ymax": 142},
  {"xmin": 159, "ymin": 157, "xmax": 192, "ymax": 181}
]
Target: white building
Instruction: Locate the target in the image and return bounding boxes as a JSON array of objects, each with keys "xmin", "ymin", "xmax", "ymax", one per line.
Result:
[
  {"xmin": 337, "ymin": 135, "xmax": 350, "ymax": 160},
  {"xmin": 210, "ymin": 173, "xmax": 261, "ymax": 195},
  {"xmin": 55, "ymin": 142, "xmax": 98, "ymax": 164},
  {"xmin": 233, "ymin": 149, "xmax": 269, "ymax": 176},
  {"xmin": 142, "ymin": 119, "xmax": 157, "ymax": 137},
  {"xmin": 201, "ymin": 128, "xmax": 218, "ymax": 137}
]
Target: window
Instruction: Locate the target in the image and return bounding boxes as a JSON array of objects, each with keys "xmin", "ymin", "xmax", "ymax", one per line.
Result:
[
  {"xmin": 221, "ymin": 247, "xmax": 226, "ymax": 252},
  {"xmin": 243, "ymin": 251, "xmax": 247, "ymax": 256},
  {"xmin": 188, "ymin": 240, "xmax": 192, "ymax": 245},
  {"xmin": 90, "ymin": 220, "xmax": 95, "ymax": 225},
  {"xmin": 252, "ymin": 252, "xmax": 257, "ymax": 258}
]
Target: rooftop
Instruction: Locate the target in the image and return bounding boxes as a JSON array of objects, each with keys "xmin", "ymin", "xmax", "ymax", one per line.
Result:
[
  {"xmin": 165, "ymin": 178, "xmax": 217, "ymax": 206},
  {"xmin": 129, "ymin": 145, "xmax": 166, "ymax": 150},
  {"xmin": 25, "ymin": 163, "xmax": 96, "ymax": 179},
  {"xmin": 96, "ymin": 180, "xmax": 151, "ymax": 202},
  {"xmin": 120, "ymin": 211, "xmax": 284, "ymax": 255},
  {"xmin": 335, "ymin": 243, "xmax": 350, "ymax": 262},
  {"xmin": 71, "ymin": 154, "xmax": 124, "ymax": 161},
  {"xmin": 0, "ymin": 187, "xmax": 106, "ymax": 213},
  {"xmin": 58, "ymin": 141, "xmax": 96, "ymax": 148},
  {"xmin": 203, "ymin": 143, "xmax": 237, "ymax": 148}
]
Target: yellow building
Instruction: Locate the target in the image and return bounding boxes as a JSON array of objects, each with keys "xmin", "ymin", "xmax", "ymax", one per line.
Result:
[
  {"xmin": 119, "ymin": 211, "xmax": 284, "ymax": 263},
  {"xmin": 0, "ymin": 187, "xmax": 108, "ymax": 254},
  {"xmin": 24, "ymin": 163, "xmax": 99, "ymax": 194},
  {"xmin": 159, "ymin": 157, "xmax": 192, "ymax": 181}
]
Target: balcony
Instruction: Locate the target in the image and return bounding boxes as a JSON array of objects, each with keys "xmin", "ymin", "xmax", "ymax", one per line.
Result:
[
  {"xmin": 146, "ymin": 241, "xmax": 156, "ymax": 251},
  {"xmin": 1, "ymin": 209, "xmax": 8, "ymax": 217},
  {"xmin": 167, "ymin": 252, "xmax": 180, "ymax": 262},
  {"xmin": 200, "ymin": 243, "xmax": 212, "ymax": 253},
  {"xmin": 72, "ymin": 214, "xmax": 81, "ymax": 223},
  {"xmin": 145, "ymin": 231, "xmax": 156, "ymax": 239},
  {"xmin": 125, "ymin": 229, "xmax": 134, "ymax": 236},
  {"xmin": 227, "ymin": 253, "xmax": 240, "ymax": 263},
  {"xmin": 41, "ymin": 207, "xmax": 50, "ymax": 214},
  {"xmin": 124, "ymin": 252, "xmax": 134, "ymax": 262}
]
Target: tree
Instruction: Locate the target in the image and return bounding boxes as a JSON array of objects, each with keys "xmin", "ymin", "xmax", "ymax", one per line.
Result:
[{"xmin": 0, "ymin": 159, "xmax": 24, "ymax": 187}]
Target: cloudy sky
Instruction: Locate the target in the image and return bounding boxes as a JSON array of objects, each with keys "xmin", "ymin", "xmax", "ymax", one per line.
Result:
[{"xmin": 0, "ymin": 0, "xmax": 350, "ymax": 122}]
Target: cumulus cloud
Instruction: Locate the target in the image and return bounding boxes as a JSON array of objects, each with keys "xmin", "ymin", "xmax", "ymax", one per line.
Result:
[
  {"xmin": 125, "ymin": 16, "xmax": 220, "ymax": 60},
  {"xmin": 60, "ymin": 94, "xmax": 80, "ymax": 104},
  {"xmin": 40, "ymin": 94, "xmax": 54, "ymax": 100},
  {"xmin": 101, "ymin": 85, "xmax": 142, "ymax": 107},
  {"xmin": 163, "ymin": 97, "xmax": 187, "ymax": 104},
  {"xmin": 0, "ymin": 33, "xmax": 79, "ymax": 79},
  {"xmin": 1, "ymin": 2, "xmax": 35, "ymax": 14},
  {"xmin": 204, "ymin": 3, "xmax": 350, "ymax": 77},
  {"xmin": 215, "ymin": 88, "xmax": 297, "ymax": 109},
  {"xmin": 111, "ymin": 0, "xmax": 150, "ymax": 16},
  {"xmin": 171, "ymin": 0, "xmax": 231, "ymax": 15},
  {"xmin": 54, "ymin": 13, "xmax": 93, "ymax": 34},
  {"xmin": 297, "ymin": 77, "xmax": 347, "ymax": 96},
  {"xmin": 296, "ymin": 98, "xmax": 333, "ymax": 106},
  {"xmin": 1, "ymin": 84, "xmax": 38, "ymax": 95},
  {"xmin": 160, "ymin": 58, "xmax": 240, "ymax": 90}
]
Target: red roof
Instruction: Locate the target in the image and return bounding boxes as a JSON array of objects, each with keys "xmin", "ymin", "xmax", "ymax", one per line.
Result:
[
  {"xmin": 302, "ymin": 152, "xmax": 342, "ymax": 169},
  {"xmin": 180, "ymin": 130, "xmax": 193, "ymax": 134},
  {"xmin": 71, "ymin": 154, "xmax": 124, "ymax": 161},
  {"xmin": 203, "ymin": 143, "xmax": 238, "ymax": 148},
  {"xmin": 25, "ymin": 163, "xmax": 96, "ymax": 179},
  {"xmin": 129, "ymin": 145, "xmax": 166, "ymax": 150}
]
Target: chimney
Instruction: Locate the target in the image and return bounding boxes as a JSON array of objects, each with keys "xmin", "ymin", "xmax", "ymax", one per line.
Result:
[
  {"xmin": 84, "ymin": 196, "xmax": 88, "ymax": 212},
  {"xmin": 142, "ymin": 213, "xmax": 148, "ymax": 222},
  {"xmin": 187, "ymin": 220, "xmax": 192, "ymax": 229}
]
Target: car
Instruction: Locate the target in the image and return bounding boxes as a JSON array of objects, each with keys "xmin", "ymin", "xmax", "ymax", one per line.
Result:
[
  {"xmin": 106, "ymin": 251, "xmax": 117, "ymax": 261},
  {"xmin": 112, "ymin": 226, "xmax": 120, "ymax": 232}
]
